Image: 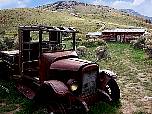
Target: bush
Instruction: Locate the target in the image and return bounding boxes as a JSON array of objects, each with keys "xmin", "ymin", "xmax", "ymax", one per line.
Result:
[
  {"xmin": 130, "ymin": 36, "xmax": 145, "ymax": 49},
  {"xmin": 76, "ymin": 46, "xmax": 87, "ymax": 56},
  {"xmin": 0, "ymin": 38, "xmax": 7, "ymax": 50},
  {"xmin": 0, "ymin": 37, "xmax": 15, "ymax": 51},
  {"xmin": 14, "ymin": 36, "xmax": 19, "ymax": 49},
  {"xmin": 81, "ymin": 39, "xmax": 106, "ymax": 48},
  {"xmin": 95, "ymin": 45, "xmax": 110, "ymax": 61},
  {"xmin": 145, "ymin": 38, "xmax": 152, "ymax": 58}
]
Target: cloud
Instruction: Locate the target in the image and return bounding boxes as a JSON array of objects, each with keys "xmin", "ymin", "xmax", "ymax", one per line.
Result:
[
  {"xmin": 134, "ymin": 0, "xmax": 152, "ymax": 17},
  {"xmin": 0, "ymin": 0, "xmax": 10, "ymax": 2},
  {"xmin": 111, "ymin": 0, "xmax": 146, "ymax": 9},
  {"xmin": 0, "ymin": 0, "xmax": 29, "ymax": 9},
  {"xmin": 17, "ymin": 0, "xmax": 29, "ymax": 8},
  {"xmin": 133, "ymin": 0, "xmax": 145, "ymax": 6},
  {"xmin": 92, "ymin": 0, "xmax": 152, "ymax": 16},
  {"xmin": 112, "ymin": 1, "xmax": 133, "ymax": 9},
  {"xmin": 92, "ymin": 0, "xmax": 145, "ymax": 8},
  {"xmin": 92, "ymin": 0, "xmax": 109, "ymax": 6}
]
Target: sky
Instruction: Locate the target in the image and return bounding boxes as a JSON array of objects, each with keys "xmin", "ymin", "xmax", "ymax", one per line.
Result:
[{"xmin": 0, "ymin": 0, "xmax": 152, "ymax": 17}]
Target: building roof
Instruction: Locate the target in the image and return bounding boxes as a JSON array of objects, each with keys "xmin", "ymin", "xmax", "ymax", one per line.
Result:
[
  {"xmin": 86, "ymin": 32, "xmax": 102, "ymax": 36},
  {"xmin": 102, "ymin": 28, "xmax": 145, "ymax": 33},
  {"xmin": 19, "ymin": 25, "xmax": 78, "ymax": 33}
]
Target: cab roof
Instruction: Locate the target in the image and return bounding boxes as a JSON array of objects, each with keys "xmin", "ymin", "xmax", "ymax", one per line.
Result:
[{"xmin": 18, "ymin": 25, "xmax": 78, "ymax": 33}]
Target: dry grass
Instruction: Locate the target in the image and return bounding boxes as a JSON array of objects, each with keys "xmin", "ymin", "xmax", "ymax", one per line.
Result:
[{"xmin": 0, "ymin": 6, "xmax": 152, "ymax": 39}]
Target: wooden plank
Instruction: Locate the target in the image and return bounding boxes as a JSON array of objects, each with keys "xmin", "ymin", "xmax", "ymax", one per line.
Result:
[{"xmin": 0, "ymin": 50, "xmax": 19, "ymax": 55}]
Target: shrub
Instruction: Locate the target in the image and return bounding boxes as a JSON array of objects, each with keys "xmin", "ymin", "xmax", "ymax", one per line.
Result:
[
  {"xmin": 14, "ymin": 36, "xmax": 19, "ymax": 49},
  {"xmin": 0, "ymin": 37, "xmax": 15, "ymax": 51},
  {"xmin": 95, "ymin": 45, "xmax": 110, "ymax": 61},
  {"xmin": 145, "ymin": 38, "xmax": 152, "ymax": 58},
  {"xmin": 76, "ymin": 45, "xmax": 87, "ymax": 57},
  {"xmin": 130, "ymin": 36, "xmax": 145, "ymax": 49},
  {"xmin": 0, "ymin": 38, "xmax": 7, "ymax": 50},
  {"xmin": 4, "ymin": 37, "xmax": 14, "ymax": 49}
]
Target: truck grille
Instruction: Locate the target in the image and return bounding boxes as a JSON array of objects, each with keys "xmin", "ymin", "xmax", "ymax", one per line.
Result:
[{"xmin": 82, "ymin": 71, "xmax": 97, "ymax": 95}]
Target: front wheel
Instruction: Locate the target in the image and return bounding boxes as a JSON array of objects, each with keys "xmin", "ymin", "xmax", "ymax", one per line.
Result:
[
  {"xmin": 47, "ymin": 103, "xmax": 67, "ymax": 114},
  {"xmin": 105, "ymin": 79, "xmax": 120, "ymax": 102}
]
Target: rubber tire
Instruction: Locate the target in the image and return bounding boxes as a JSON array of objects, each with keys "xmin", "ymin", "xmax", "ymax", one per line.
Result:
[
  {"xmin": 0, "ymin": 62, "xmax": 10, "ymax": 80},
  {"xmin": 105, "ymin": 79, "xmax": 120, "ymax": 102}
]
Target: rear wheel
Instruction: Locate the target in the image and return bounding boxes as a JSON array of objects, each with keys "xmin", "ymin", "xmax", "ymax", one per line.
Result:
[
  {"xmin": 0, "ymin": 62, "xmax": 11, "ymax": 80},
  {"xmin": 105, "ymin": 79, "xmax": 120, "ymax": 102}
]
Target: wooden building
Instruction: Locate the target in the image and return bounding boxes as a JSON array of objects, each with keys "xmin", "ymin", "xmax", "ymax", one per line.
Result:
[{"xmin": 101, "ymin": 28, "xmax": 145, "ymax": 42}]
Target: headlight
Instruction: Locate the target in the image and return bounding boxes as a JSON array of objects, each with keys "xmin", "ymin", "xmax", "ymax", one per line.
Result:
[
  {"xmin": 67, "ymin": 79, "xmax": 78, "ymax": 91},
  {"xmin": 70, "ymin": 83, "xmax": 78, "ymax": 91}
]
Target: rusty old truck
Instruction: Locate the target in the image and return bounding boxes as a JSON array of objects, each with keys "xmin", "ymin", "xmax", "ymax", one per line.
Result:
[{"xmin": 0, "ymin": 25, "xmax": 120, "ymax": 113}]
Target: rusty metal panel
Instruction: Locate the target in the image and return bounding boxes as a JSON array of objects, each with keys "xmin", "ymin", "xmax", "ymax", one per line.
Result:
[
  {"xmin": 44, "ymin": 80, "xmax": 69, "ymax": 96},
  {"xmin": 39, "ymin": 51, "xmax": 78, "ymax": 82},
  {"xmin": 50, "ymin": 58, "xmax": 91, "ymax": 71}
]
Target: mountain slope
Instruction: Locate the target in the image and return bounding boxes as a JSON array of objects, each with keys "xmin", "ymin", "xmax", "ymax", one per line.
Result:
[
  {"xmin": 36, "ymin": 0, "xmax": 87, "ymax": 10},
  {"xmin": 120, "ymin": 9, "xmax": 152, "ymax": 23},
  {"xmin": 0, "ymin": 1, "xmax": 152, "ymax": 38}
]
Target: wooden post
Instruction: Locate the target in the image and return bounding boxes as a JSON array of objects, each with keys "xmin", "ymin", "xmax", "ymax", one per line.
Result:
[
  {"xmin": 72, "ymin": 33, "xmax": 76, "ymax": 50},
  {"xmin": 119, "ymin": 34, "xmax": 122, "ymax": 42},
  {"xmin": 124, "ymin": 33, "xmax": 126, "ymax": 42},
  {"xmin": 39, "ymin": 30, "xmax": 42, "ymax": 56},
  {"xmin": 18, "ymin": 28, "xmax": 23, "ymax": 77}
]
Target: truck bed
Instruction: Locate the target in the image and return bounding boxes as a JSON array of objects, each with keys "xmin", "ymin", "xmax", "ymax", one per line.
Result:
[
  {"xmin": 0, "ymin": 50, "xmax": 19, "ymax": 55},
  {"xmin": 0, "ymin": 50, "xmax": 19, "ymax": 73},
  {"xmin": 0, "ymin": 50, "xmax": 19, "ymax": 63}
]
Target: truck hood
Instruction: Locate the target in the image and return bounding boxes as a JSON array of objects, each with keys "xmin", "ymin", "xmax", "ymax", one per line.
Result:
[
  {"xmin": 50, "ymin": 58, "xmax": 93, "ymax": 71},
  {"xmin": 41, "ymin": 51, "xmax": 78, "ymax": 63}
]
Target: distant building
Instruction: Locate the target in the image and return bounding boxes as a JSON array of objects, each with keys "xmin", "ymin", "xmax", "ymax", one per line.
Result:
[{"xmin": 100, "ymin": 28, "xmax": 146, "ymax": 42}]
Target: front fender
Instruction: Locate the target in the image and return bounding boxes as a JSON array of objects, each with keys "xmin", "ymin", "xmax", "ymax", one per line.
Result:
[
  {"xmin": 97, "ymin": 69, "xmax": 117, "ymax": 90},
  {"xmin": 99, "ymin": 69, "xmax": 117, "ymax": 79},
  {"xmin": 34, "ymin": 80, "xmax": 70, "ymax": 104},
  {"xmin": 44, "ymin": 80, "xmax": 69, "ymax": 97}
]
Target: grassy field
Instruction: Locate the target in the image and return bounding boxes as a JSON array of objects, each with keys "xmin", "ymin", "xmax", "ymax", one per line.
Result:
[
  {"xmin": 0, "ymin": 42, "xmax": 152, "ymax": 114},
  {"xmin": 0, "ymin": 6, "xmax": 152, "ymax": 39},
  {"xmin": 83, "ymin": 42, "xmax": 152, "ymax": 114}
]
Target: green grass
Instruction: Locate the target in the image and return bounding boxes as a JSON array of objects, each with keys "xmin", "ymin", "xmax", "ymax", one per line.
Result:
[
  {"xmin": 88, "ymin": 101, "xmax": 121, "ymax": 114},
  {"xmin": 81, "ymin": 42, "xmax": 152, "ymax": 114},
  {"xmin": 0, "ymin": 80, "xmax": 34, "ymax": 113},
  {"xmin": 0, "ymin": 104, "xmax": 18, "ymax": 113},
  {"xmin": 0, "ymin": 42, "xmax": 152, "ymax": 114}
]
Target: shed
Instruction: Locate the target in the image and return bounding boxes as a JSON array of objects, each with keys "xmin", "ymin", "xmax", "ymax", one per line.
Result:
[{"xmin": 101, "ymin": 28, "xmax": 145, "ymax": 42}]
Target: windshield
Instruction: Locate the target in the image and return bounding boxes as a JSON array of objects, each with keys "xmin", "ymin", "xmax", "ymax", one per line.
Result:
[
  {"xmin": 41, "ymin": 31, "xmax": 76, "ymax": 52},
  {"xmin": 29, "ymin": 31, "xmax": 76, "ymax": 52}
]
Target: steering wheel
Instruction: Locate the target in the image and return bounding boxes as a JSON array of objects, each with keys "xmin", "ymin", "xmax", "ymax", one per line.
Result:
[{"xmin": 49, "ymin": 43, "xmax": 66, "ymax": 51}]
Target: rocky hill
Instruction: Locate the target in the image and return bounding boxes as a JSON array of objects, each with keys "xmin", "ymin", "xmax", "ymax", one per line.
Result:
[{"xmin": 36, "ymin": 0, "xmax": 86, "ymax": 10}]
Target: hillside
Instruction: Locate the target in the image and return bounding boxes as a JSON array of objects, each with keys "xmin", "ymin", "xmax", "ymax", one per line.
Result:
[{"xmin": 0, "ymin": 1, "xmax": 152, "ymax": 38}]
